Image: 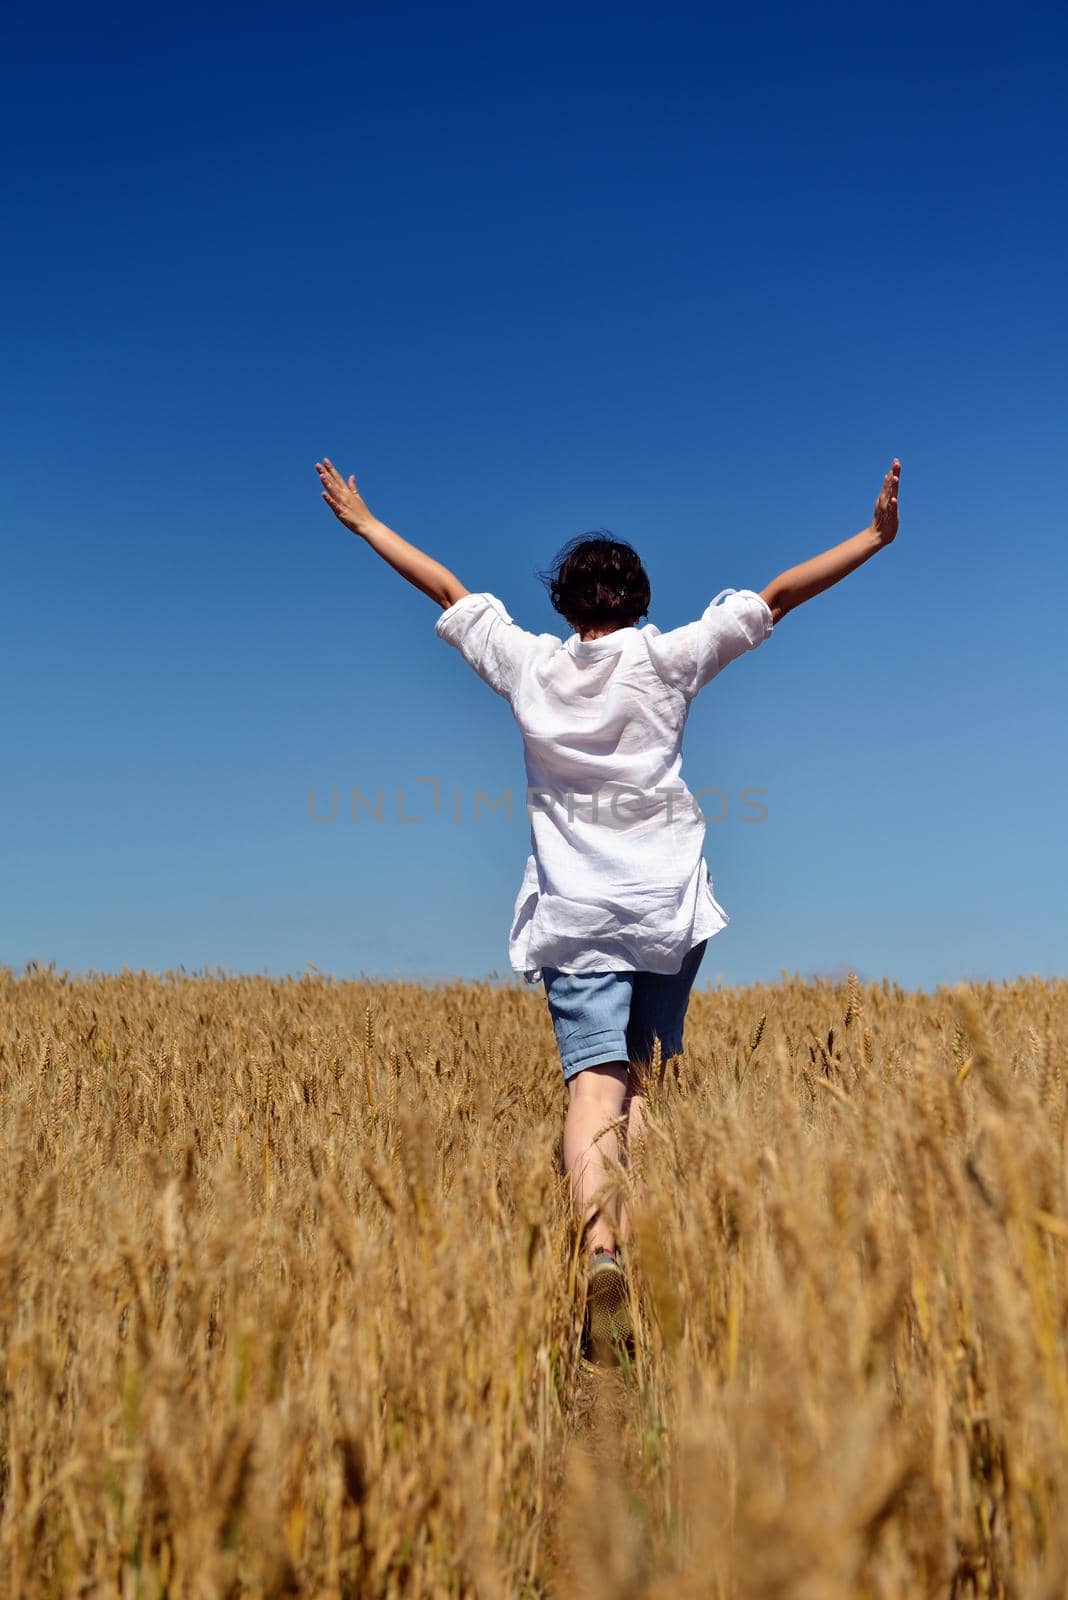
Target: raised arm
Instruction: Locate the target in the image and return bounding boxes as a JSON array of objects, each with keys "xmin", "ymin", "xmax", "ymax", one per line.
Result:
[
  {"xmin": 759, "ymin": 459, "xmax": 901, "ymax": 624},
  {"xmin": 315, "ymin": 457, "xmax": 470, "ymax": 609}
]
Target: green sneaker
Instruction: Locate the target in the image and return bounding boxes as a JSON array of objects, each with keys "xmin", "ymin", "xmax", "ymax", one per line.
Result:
[{"xmin": 585, "ymin": 1248, "xmax": 632, "ymax": 1361}]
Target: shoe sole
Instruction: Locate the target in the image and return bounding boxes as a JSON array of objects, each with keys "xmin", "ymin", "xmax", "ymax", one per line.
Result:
[{"xmin": 586, "ymin": 1261, "xmax": 632, "ymax": 1360}]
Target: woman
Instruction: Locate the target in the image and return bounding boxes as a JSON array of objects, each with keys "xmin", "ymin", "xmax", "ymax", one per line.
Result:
[{"xmin": 315, "ymin": 453, "xmax": 902, "ymax": 1357}]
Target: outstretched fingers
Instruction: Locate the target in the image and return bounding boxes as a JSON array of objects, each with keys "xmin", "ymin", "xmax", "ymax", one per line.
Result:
[
  {"xmin": 878, "ymin": 458, "xmax": 901, "ymax": 513},
  {"xmin": 315, "ymin": 457, "xmax": 347, "ymax": 492}
]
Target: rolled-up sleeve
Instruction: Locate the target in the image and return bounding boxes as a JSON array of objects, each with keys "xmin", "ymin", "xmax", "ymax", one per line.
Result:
[
  {"xmin": 434, "ymin": 593, "xmax": 539, "ymax": 703},
  {"xmin": 646, "ymin": 588, "xmax": 774, "ymax": 699}
]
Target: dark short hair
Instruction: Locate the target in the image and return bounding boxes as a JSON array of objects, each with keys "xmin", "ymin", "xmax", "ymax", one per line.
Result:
[{"xmin": 539, "ymin": 531, "xmax": 651, "ymax": 629}]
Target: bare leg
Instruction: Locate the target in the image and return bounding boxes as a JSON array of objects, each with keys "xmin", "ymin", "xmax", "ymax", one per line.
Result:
[
  {"xmin": 563, "ymin": 1062, "xmax": 629, "ymax": 1254},
  {"xmin": 617, "ymin": 1054, "xmax": 666, "ymax": 1246}
]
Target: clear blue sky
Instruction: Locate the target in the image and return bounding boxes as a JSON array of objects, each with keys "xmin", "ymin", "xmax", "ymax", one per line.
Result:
[{"xmin": 2, "ymin": 1, "xmax": 1065, "ymax": 990}]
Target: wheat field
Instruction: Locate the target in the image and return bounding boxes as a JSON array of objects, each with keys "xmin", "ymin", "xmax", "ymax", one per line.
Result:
[{"xmin": 1, "ymin": 965, "xmax": 1066, "ymax": 1598}]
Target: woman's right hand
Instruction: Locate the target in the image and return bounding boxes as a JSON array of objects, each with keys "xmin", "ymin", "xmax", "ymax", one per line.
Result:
[{"xmin": 315, "ymin": 457, "xmax": 375, "ymax": 534}]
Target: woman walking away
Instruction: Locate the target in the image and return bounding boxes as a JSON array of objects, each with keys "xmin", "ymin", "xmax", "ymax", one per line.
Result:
[{"xmin": 315, "ymin": 454, "xmax": 902, "ymax": 1360}]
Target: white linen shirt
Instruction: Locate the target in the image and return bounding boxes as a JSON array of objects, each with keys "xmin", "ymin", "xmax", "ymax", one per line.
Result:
[{"xmin": 434, "ymin": 588, "xmax": 774, "ymax": 982}]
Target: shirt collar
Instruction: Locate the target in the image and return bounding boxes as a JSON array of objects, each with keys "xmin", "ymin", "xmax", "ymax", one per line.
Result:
[{"xmin": 565, "ymin": 626, "xmax": 636, "ymax": 660}]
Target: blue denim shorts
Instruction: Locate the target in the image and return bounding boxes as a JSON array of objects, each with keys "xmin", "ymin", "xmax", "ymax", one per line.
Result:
[{"xmin": 541, "ymin": 940, "xmax": 708, "ymax": 1083}]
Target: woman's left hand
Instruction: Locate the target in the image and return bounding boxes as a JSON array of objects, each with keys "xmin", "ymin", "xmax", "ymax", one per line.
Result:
[{"xmin": 871, "ymin": 458, "xmax": 901, "ymax": 545}]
